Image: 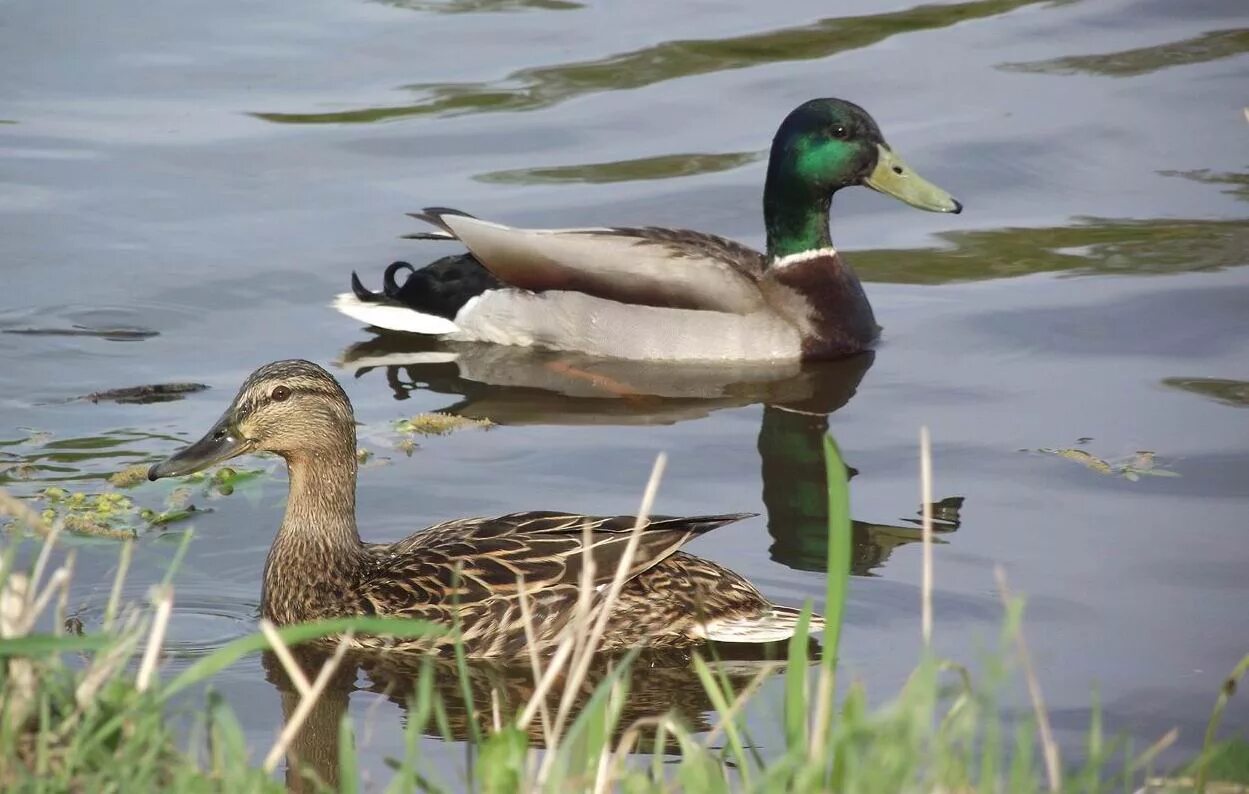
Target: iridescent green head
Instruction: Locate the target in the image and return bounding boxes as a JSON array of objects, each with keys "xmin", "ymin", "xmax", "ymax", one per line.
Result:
[{"xmin": 763, "ymin": 98, "xmax": 962, "ymax": 259}]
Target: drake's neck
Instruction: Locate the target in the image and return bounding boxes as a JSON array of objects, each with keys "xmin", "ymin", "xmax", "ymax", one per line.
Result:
[{"xmin": 763, "ymin": 167, "xmax": 834, "ymax": 260}]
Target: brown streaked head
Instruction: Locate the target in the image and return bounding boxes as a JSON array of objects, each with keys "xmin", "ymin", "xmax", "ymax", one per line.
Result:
[{"xmin": 148, "ymin": 359, "xmax": 356, "ymax": 481}]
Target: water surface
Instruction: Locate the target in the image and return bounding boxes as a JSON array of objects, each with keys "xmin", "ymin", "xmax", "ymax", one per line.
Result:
[{"xmin": 3, "ymin": 0, "xmax": 1248, "ymax": 783}]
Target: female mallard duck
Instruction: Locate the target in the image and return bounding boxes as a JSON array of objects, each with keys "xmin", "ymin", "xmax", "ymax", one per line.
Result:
[
  {"xmin": 336, "ymin": 97, "xmax": 961, "ymax": 362},
  {"xmin": 148, "ymin": 359, "xmax": 821, "ymax": 657}
]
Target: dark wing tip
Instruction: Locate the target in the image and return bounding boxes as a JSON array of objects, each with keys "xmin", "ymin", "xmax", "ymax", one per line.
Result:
[
  {"xmin": 648, "ymin": 512, "xmax": 757, "ymax": 535},
  {"xmin": 421, "ymin": 206, "xmax": 475, "ymax": 219},
  {"xmin": 697, "ymin": 512, "xmax": 758, "ymax": 526},
  {"xmin": 405, "ymin": 207, "xmax": 476, "ymax": 237},
  {"xmin": 686, "ymin": 512, "xmax": 757, "ymax": 535}
]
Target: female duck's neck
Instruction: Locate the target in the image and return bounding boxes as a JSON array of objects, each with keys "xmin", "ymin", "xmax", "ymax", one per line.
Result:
[
  {"xmin": 263, "ymin": 449, "xmax": 363, "ymax": 624},
  {"xmin": 763, "ymin": 171, "xmax": 834, "ymax": 261},
  {"xmin": 276, "ymin": 450, "xmax": 361, "ymax": 556}
]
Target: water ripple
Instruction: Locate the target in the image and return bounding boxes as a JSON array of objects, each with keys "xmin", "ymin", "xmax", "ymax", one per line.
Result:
[{"xmin": 252, "ymin": 0, "xmax": 1052, "ymax": 124}]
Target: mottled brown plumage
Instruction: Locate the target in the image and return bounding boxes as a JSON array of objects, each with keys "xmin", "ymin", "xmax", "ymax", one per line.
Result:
[{"xmin": 148, "ymin": 359, "xmax": 822, "ymax": 658}]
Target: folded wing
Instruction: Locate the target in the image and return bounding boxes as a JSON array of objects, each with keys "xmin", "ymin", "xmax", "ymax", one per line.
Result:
[
  {"xmin": 412, "ymin": 209, "xmax": 767, "ymax": 314},
  {"xmin": 361, "ymin": 511, "xmax": 754, "ymax": 608}
]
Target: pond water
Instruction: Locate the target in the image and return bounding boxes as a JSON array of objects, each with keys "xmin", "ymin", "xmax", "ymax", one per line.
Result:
[{"xmin": 2, "ymin": 0, "xmax": 1247, "ymax": 785}]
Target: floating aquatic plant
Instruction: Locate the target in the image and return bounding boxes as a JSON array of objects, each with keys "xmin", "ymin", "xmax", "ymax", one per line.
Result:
[
  {"xmin": 394, "ymin": 412, "xmax": 495, "ymax": 437},
  {"xmin": 1028, "ymin": 442, "xmax": 1180, "ymax": 481},
  {"xmin": 0, "ymin": 426, "xmax": 280, "ymax": 539},
  {"xmin": 390, "ymin": 412, "xmax": 495, "ymax": 456}
]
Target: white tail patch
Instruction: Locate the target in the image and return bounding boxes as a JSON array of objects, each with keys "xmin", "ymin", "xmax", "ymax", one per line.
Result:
[
  {"xmin": 338, "ymin": 351, "xmax": 461, "ymax": 369},
  {"xmin": 696, "ymin": 607, "xmax": 825, "ymax": 643},
  {"xmin": 332, "ymin": 293, "xmax": 460, "ymax": 335},
  {"xmin": 771, "ymin": 247, "xmax": 838, "ymax": 269}
]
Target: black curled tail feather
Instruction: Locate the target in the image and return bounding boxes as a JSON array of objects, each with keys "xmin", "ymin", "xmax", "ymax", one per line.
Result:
[
  {"xmin": 383, "ymin": 262, "xmax": 417, "ymax": 299},
  {"xmin": 351, "ymin": 262, "xmax": 418, "ymax": 304},
  {"xmin": 351, "ymin": 270, "xmax": 384, "ymax": 303}
]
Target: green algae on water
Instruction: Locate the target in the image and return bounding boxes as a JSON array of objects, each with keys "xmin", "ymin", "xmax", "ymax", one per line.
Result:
[{"xmin": 395, "ymin": 412, "xmax": 495, "ymax": 437}]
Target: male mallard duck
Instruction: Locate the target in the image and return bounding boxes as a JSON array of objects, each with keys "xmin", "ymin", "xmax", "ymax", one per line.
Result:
[
  {"xmin": 148, "ymin": 359, "xmax": 821, "ymax": 657},
  {"xmin": 336, "ymin": 97, "xmax": 961, "ymax": 362}
]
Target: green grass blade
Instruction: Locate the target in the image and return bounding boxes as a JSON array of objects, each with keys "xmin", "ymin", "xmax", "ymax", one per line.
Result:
[
  {"xmin": 407, "ymin": 658, "xmax": 436, "ymax": 736},
  {"xmin": 1009, "ymin": 722, "xmax": 1036, "ymax": 794},
  {"xmin": 157, "ymin": 528, "xmax": 194, "ymax": 587},
  {"xmin": 673, "ymin": 727, "xmax": 729, "ymax": 793},
  {"xmin": 35, "ymin": 693, "xmax": 51, "ymax": 782},
  {"xmin": 206, "ymin": 689, "xmax": 249, "ymax": 779},
  {"xmin": 386, "ymin": 666, "xmax": 434, "ymax": 794},
  {"xmin": 1197, "ymin": 651, "xmax": 1249, "ymax": 793},
  {"xmin": 0, "ymin": 633, "xmax": 111, "ymax": 657},
  {"xmin": 650, "ymin": 718, "xmax": 670, "ymax": 780},
  {"xmin": 692, "ymin": 652, "xmax": 752, "ymax": 787},
  {"xmin": 575, "ymin": 677, "xmax": 612, "ymax": 782},
  {"xmin": 820, "ymin": 434, "xmax": 851, "ymax": 664},
  {"xmin": 559, "ymin": 649, "xmax": 639, "ymax": 781},
  {"xmin": 807, "ymin": 432, "xmax": 853, "ymax": 773},
  {"xmin": 475, "ymin": 727, "xmax": 527, "ymax": 794},
  {"xmin": 782, "ymin": 603, "xmax": 812, "ymax": 750},
  {"xmin": 161, "ymin": 616, "xmax": 444, "ymax": 700},
  {"xmin": 431, "ymin": 686, "xmax": 454, "ymax": 743},
  {"xmin": 979, "ymin": 707, "xmax": 1002, "ymax": 793},
  {"xmin": 338, "ymin": 716, "xmax": 360, "ymax": 794},
  {"xmin": 450, "ymin": 634, "xmax": 481, "ymax": 745}
]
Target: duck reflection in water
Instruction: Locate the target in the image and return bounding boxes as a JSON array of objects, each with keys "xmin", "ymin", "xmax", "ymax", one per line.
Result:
[
  {"xmin": 758, "ymin": 406, "xmax": 963, "ymax": 574},
  {"xmin": 286, "ymin": 337, "xmax": 963, "ymax": 787},
  {"xmin": 264, "ymin": 642, "xmax": 795, "ymax": 792},
  {"xmin": 339, "ymin": 336, "xmax": 962, "ymax": 574}
]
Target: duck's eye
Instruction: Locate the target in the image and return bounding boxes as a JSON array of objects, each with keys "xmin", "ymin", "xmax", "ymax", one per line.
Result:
[
  {"xmin": 829, "ymin": 124, "xmax": 848, "ymax": 139},
  {"xmin": 270, "ymin": 386, "xmax": 292, "ymax": 402}
]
